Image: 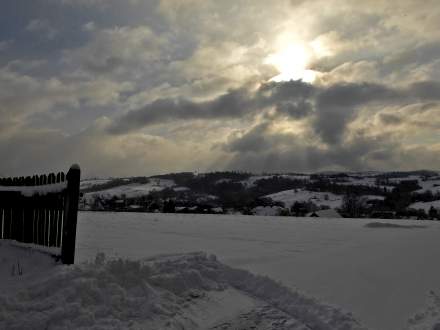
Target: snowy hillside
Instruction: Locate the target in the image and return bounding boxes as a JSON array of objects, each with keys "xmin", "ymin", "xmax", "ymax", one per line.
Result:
[
  {"xmin": 79, "ymin": 170, "xmax": 440, "ymax": 219},
  {"xmin": 83, "ymin": 178, "xmax": 177, "ymax": 201},
  {"xmin": 265, "ymin": 189, "xmax": 343, "ymax": 209},
  {"xmin": 409, "ymin": 200, "xmax": 440, "ymax": 212},
  {"xmin": 80, "ymin": 178, "xmax": 112, "ymax": 190}
]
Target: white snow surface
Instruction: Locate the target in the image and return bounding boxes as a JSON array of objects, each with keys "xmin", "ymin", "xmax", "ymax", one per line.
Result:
[
  {"xmin": 3, "ymin": 212, "xmax": 440, "ymax": 329},
  {"xmin": 0, "ymin": 241, "xmax": 363, "ymax": 330},
  {"xmin": 241, "ymin": 174, "xmax": 309, "ymax": 188},
  {"xmin": 252, "ymin": 205, "xmax": 284, "ymax": 216},
  {"xmin": 74, "ymin": 212, "xmax": 440, "ymax": 330},
  {"xmin": 266, "ymin": 189, "xmax": 343, "ymax": 209},
  {"xmin": 80, "ymin": 179, "xmax": 112, "ymax": 190},
  {"xmin": 416, "ymin": 179, "xmax": 440, "ymax": 194},
  {"xmin": 409, "ymin": 200, "xmax": 440, "ymax": 211}
]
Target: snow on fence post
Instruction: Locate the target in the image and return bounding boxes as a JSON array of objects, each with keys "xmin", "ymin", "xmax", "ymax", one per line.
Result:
[
  {"xmin": 0, "ymin": 165, "xmax": 80, "ymax": 264},
  {"xmin": 61, "ymin": 164, "xmax": 81, "ymax": 265}
]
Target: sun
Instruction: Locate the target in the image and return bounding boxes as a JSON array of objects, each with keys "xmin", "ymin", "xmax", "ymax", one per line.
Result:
[{"xmin": 265, "ymin": 43, "xmax": 318, "ymax": 83}]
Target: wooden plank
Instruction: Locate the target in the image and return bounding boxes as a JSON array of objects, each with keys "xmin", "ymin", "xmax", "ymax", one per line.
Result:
[
  {"xmin": 37, "ymin": 207, "xmax": 45, "ymax": 245},
  {"xmin": 0, "ymin": 208, "xmax": 3, "ymax": 239},
  {"xmin": 3, "ymin": 207, "xmax": 11, "ymax": 239},
  {"xmin": 61, "ymin": 165, "xmax": 80, "ymax": 264},
  {"xmin": 23, "ymin": 199, "xmax": 33, "ymax": 243},
  {"xmin": 49, "ymin": 206, "xmax": 56, "ymax": 247}
]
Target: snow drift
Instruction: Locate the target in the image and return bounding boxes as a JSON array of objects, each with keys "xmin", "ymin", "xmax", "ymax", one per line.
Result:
[{"xmin": 0, "ymin": 245, "xmax": 366, "ymax": 330}]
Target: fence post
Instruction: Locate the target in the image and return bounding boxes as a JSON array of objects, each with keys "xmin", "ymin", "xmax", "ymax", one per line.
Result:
[{"xmin": 61, "ymin": 164, "xmax": 81, "ymax": 264}]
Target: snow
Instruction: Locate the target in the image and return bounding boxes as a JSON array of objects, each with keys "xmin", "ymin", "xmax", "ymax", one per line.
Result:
[
  {"xmin": 83, "ymin": 179, "xmax": 176, "ymax": 201},
  {"xmin": 252, "ymin": 205, "xmax": 284, "ymax": 216},
  {"xmin": 80, "ymin": 179, "xmax": 112, "ymax": 190},
  {"xmin": 409, "ymin": 200, "xmax": 440, "ymax": 211},
  {"xmin": 407, "ymin": 291, "xmax": 440, "ymax": 330},
  {"xmin": 0, "ymin": 182, "xmax": 67, "ymax": 196},
  {"xmin": 363, "ymin": 195, "xmax": 385, "ymax": 201},
  {"xmin": 309, "ymin": 208, "xmax": 342, "ymax": 218},
  {"xmin": 241, "ymin": 174, "xmax": 309, "ymax": 188},
  {"xmin": 240, "ymin": 175, "xmax": 274, "ymax": 188},
  {"xmin": 416, "ymin": 179, "xmax": 440, "ymax": 194},
  {"xmin": 3, "ymin": 212, "xmax": 440, "ymax": 329},
  {"xmin": 0, "ymin": 244, "xmax": 363, "ymax": 330},
  {"xmin": 0, "ymin": 240, "xmax": 58, "ymax": 296},
  {"xmin": 266, "ymin": 189, "xmax": 343, "ymax": 209},
  {"xmin": 74, "ymin": 212, "xmax": 440, "ymax": 330}
]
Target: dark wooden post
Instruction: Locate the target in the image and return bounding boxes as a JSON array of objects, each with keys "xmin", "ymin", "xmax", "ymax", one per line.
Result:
[{"xmin": 61, "ymin": 164, "xmax": 80, "ymax": 264}]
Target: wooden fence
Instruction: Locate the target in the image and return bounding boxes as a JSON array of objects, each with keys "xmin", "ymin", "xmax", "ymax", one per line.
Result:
[{"xmin": 0, "ymin": 165, "xmax": 81, "ymax": 264}]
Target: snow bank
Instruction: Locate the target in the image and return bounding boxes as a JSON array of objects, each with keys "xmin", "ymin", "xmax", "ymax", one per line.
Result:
[
  {"xmin": 0, "ymin": 241, "xmax": 58, "ymax": 296},
  {"xmin": 407, "ymin": 291, "xmax": 440, "ymax": 330},
  {"xmin": 364, "ymin": 222, "xmax": 427, "ymax": 229},
  {"xmin": 0, "ymin": 249, "xmax": 366, "ymax": 330}
]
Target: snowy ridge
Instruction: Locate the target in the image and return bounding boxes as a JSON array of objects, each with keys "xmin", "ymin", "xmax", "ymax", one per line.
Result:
[{"xmin": 0, "ymin": 249, "xmax": 366, "ymax": 330}]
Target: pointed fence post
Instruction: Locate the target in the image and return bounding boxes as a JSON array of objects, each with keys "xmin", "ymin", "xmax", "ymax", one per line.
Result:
[{"xmin": 61, "ymin": 164, "xmax": 81, "ymax": 264}]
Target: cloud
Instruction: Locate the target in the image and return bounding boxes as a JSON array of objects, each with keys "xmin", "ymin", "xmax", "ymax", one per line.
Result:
[
  {"xmin": 0, "ymin": 118, "xmax": 225, "ymax": 177},
  {"xmin": 0, "ymin": 40, "xmax": 12, "ymax": 52},
  {"xmin": 2, "ymin": 0, "xmax": 440, "ymax": 175},
  {"xmin": 64, "ymin": 25, "xmax": 168, "ymax": 76},
  {"xmin": 222, "ymin": 120, "xmax": 440, "ymax": 173},
  {"xmin": 0, "ymin": 66, "xmax": 133, "ymax": 130},
  {"xmin": 108, "ymin": 87, "xmax": 255, "ymax": 133},
  {"xmin": 109, "ymin": 79, "xmax": 440, "ymax": 147},
  {"xmin": 25, "ymin": 19, "xmax": 58, "ymax": 39}
]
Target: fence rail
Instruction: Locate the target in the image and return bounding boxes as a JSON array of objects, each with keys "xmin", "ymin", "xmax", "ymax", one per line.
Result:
[{"xmin": 0, "ymin": 165, "xmax": 80, "ymax": 264}]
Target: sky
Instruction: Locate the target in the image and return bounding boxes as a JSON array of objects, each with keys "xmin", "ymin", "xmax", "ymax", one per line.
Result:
[{"xmin": 1, "ymin": 0, "xmax": 440, "ymax": 178}]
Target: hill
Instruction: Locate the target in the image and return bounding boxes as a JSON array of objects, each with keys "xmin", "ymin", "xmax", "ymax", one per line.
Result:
[{"xmin": 79, "ymin": 170, "xmax": 440, "ymax": 219}]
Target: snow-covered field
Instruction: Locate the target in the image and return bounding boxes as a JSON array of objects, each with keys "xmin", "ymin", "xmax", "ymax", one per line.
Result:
[
  {"xmin": 75, "ymin": 212, "xmax": 440, "ymax": 330},
  {"xmin": 2, "ymin": 212, "xmax": 440, "ymax": 329}
]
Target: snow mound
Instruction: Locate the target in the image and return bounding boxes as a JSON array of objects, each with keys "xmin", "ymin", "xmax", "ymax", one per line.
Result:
[
  {"xmin": 0, "ymin": 251, "xmax": 366, "ymax": 330},
  {"xmin": 365, "ymin": 222, "xmax": 427, "ymax": 229}
]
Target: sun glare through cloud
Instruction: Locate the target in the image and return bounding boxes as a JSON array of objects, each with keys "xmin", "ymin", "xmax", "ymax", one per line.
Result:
[{"xmin": 265, "ymin": 43, "xmax": 318, "ymax": 83}]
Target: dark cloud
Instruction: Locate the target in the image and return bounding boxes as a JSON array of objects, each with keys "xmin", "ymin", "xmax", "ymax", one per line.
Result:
[
  {"xmin": 110, "ymin": 80, "xmax": 440, "ymax": 148},
  {"xmin": 313, "ymin": 82, "xmax": 398, "ymax": 144},
  {"xmin": 109, "ymin": 80, "xmax": 316, "ymax": 134},
  {"xmin": 108, "ymin": 87, "xmax": 254, "ymax": 133},
  {"xmin": 223, "ymin": 124, "xmax": 406, "ymax": 173},
  {"xmin": 224, "ymin": 123, "xmax": 271, "ymax": 153},
  {"xmin": 383, "ymin": 42, "xmax": 440, "ymax": 73},
  {"xmin": 379, "ymin": 113, "xmax": 402, "ymax": 126},
  {"xmin": 274, "ymin": 100, "xmax": 313, "ymax": 119}
]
